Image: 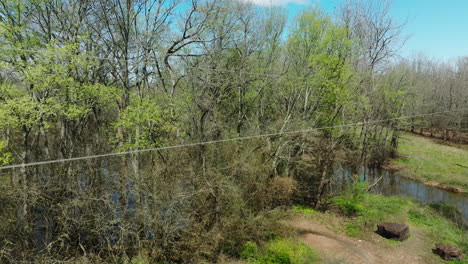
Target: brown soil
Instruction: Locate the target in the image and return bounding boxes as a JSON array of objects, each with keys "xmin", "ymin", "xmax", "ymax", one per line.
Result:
[
  {"xmin": 285, "ymin": 216, "xmax": 442, "ymax": 264},
  {"xmin": 424, "ymin": 181, "xmax": 464, "ymax": 193}
]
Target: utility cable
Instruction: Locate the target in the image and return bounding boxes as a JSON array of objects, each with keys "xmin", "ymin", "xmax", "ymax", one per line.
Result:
[{"xmin": 0, "ymin": 109, "xmax": 462, "ymax": 171}]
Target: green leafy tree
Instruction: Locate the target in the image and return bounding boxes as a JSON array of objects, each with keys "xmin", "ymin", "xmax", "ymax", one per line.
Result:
[
  {"xmin": 0, "ymin": 140, "xmax": 12, "ymax": 166},
  {"xmin": 113, "ymin": 95, "xmax": 175, "ymax": 151}
]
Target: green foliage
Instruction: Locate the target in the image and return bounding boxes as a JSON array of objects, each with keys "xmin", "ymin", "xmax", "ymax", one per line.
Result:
[
  {"xmin": 240, "ymin": 241, "xmax": 259, "ymax": 260},
  {"xmin": 343, "ymin": 194, "xmax": 408, "ymax": 237},
  {"xmin": 428, "ymin": 203, "xmax": 464, "ymax": 227},
  {"xmin": 393, "ymin": 133, "xmax": 468, "ymax": 190},
  {"xmin": 0, "ymin": 0, "xmax": 432, "ymax": 262},
  {"xmin": 409, "ymin": 206, "xmax": 467, "ymax": 255},
  {"xmin": 0, "ymin": 84, "xmax": 54, "ymax": 129},
  {"xmin": 344, "ymin": 223, "xmax": 360, "ymax": 237},
  {"xmin": 286, "ymin": 7, "xmax": 360, "ymax": 128},
  {"xmin": 293, "ymin": 205, "xmax": 317, "ymax": 215},
  {"xmin": 245, "ymin": 239, "xmax": 318, "ymax": 264},
  {"xmin": 22, "ymin": 44, "xmax": 120, "ymax": 120},
  {"xmin": 332, "ymin": 181, "xmax": 368, "ymax": 216},
  {"xmin": 450, "ymin": 261, "xmax": 467, "ymax": 264},
  {"xmin": 334, "ymin": 190, "xmax": 466, "ymax": 254},
  {"xmin": 113, "ymin": 96, "xmax": 175, "ymax": 150},
  {"xmin": 0, "ymin": 44, "xmax": 120, "ymax": 133},
  {"xmin": 127, "ymin": 254, "xmax": 153, "ymax": 264},
  {"xmin": 0, "ymin": 141, "xmax": 12, "ymax": 166},
  {"xmin": 334, "ymin": 188, "xmax": 409, "ymax": 237}
]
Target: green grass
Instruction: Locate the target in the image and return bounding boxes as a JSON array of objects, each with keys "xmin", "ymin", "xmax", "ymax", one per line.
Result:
[
  {"xmin": 292, "ymin": 205, "xmax": 318, "ymax": 215},
  {"xmin": 329, "ymin": 182, "xmax": 409, "ymax": 237},
  {"xmin": 334, "ymin": 192, "xmax": 409, "ymax": 237},
  {"xmin": 393, "ymin": 133, "xmax": 468, "ymax": 190},
  {"xmin": 408, "ymin": 205, "xmax": 467, "ymax": 256},
  {"xmin": 240, "ymin": 238, "xmax": 319, "ymax": 264},
  {"xmin": 329, "ymin": 190, "xmax": 467, "ymax": 258}
]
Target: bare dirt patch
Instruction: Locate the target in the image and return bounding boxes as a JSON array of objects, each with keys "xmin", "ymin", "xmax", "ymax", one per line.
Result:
[{"xmin": 285, "ymin": 216, "xmax": 442, "ymax": 264}]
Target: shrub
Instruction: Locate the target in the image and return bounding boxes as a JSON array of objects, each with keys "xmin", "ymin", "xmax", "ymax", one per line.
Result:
[
  {"xmin": 240, "ymin": 241, "xmax": 259, "ymax": 260},
  {"xmin": 333, "ymin": 197, "xmax": 365, "ymax": 217},
  {"xmin": 247, "ymin": 238, "xmax": 318, "ymax": 264},
  {"xmin": 265, "ymin": 177, "xmax": 298, "ymax": 208},
  {"xmin": 292, "ymin": 205, "xmax": 316, "ymax": 214},
  {"xmin": 332, "ymin": 181, "xmax": 368, "ymax": 216}
]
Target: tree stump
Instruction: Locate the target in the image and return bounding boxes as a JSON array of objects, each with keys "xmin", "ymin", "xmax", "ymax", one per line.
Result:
[
  {"xmin": 432, "ymin": 243, "xmax": 463, "ymax": 261},
  {"xmin": 375, "ymin": 222, "xmax": 409, "ymax": 241}
]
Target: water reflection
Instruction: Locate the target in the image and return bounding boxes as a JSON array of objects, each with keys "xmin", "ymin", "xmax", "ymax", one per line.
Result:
[{"xmin": 363, "ymin": 169, "xmax": 468, "ymax": 225}]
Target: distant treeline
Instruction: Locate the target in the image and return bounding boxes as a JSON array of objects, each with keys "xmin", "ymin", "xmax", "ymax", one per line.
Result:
[{"xmin": 403, "ymin": 127, "xmax": 468, "ymax": 144}]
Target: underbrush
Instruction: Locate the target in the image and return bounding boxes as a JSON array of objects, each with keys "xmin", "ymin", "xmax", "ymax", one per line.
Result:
[
  {"xmin": 332, "ymin": 181, "xmax": 368, "ymax": 217},
  {"xmin": 0, "ymin": 174, "xmax": 294, "ymax": 264},
  {"xmin": 240, "ymin": 238, "xmax": 319, "ymax": 264},
  {"xmin": 428, "ymin": 203, "xmax": 465, "ymax": 228}
]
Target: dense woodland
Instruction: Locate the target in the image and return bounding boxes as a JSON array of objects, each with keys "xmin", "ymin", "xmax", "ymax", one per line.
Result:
[{"xmin": 0, "ymin": 0, "xmax": 466, "ymax": 262}]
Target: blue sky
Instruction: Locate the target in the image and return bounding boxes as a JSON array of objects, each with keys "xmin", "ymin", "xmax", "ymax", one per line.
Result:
[{"xmin": 243, "ymin": 0, "xmax": 468, "ymax": 61}]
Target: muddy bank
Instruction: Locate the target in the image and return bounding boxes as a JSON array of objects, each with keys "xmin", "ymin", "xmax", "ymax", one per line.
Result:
[{"xmin": 383, "ymin": 163, "xmax": 465, "ymax": 194}]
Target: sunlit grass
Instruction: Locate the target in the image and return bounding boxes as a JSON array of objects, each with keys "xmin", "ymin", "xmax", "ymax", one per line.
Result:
[
  {"xmin": 334, "ymin": 192, "xmax": 409, "ymax": 237},
  {"xmin": 310, "ymin": 191, "xmax": 466, "ymax": 254},
  {"xmin": 408, "ymin": 205, "xmax": 467, "ymax": 255},
  {"xmin": 293, "ymin": 205, "xmax": 318, "ymax": 215},
  {"xmin": 240, "ymin": 238, "xmax": 319, "ymax": 264},
  {"xmin": 393, "ymin": 133, "xmax": 468, "ymax": 190}
]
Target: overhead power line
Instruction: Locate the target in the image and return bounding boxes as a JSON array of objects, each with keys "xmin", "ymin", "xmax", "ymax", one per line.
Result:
[{"xmin": 0, "ymin": 109, "xmax": 463, "ymax": 171}]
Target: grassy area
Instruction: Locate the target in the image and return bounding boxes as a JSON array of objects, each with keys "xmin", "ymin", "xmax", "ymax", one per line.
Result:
[
  {"xmin": 408, "ymin": 205, "xmax": 467, "ymax": 255},
  {"xmin": 392, "ymin": 133, "xmax": 468, "ymax": 190},
  {"xmin": 328, "ymin": 182, "xmax": 411, "ymax": 238},
  {"xmin": 295, "ymin": 188, "xmax": 467, "ymax": 258},
  {"xmin": 240, "ymin": 238, "xmax": 319, "ymax": 264},
  {"xmin": 348, "ymin": 195, "xmax": 466, "ymax": 255},
  {"xmin": 231, "ymin": 181, "xmax": 467, "ymax": 264},
  {"xmin": 340, "ymin": 194, "xmax": 409, "ymax": 237},
  {"xmin": 293, "ymin": 205, "xmax": 318, "ymax": 215},
  {"xmin": 127, "ymin": 184, "xmax": 464, "ymax": 264}
]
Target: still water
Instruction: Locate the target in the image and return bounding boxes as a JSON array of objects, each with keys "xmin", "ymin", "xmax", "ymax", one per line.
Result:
[{"xmin": 362, "ymin": 169, "xmax": 468, "ymax": 225}]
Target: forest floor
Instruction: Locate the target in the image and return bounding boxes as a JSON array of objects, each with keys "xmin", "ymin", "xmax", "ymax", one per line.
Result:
[{"xmin": 389, "ymin": 133, "xmax": 468, "ymax": 192}]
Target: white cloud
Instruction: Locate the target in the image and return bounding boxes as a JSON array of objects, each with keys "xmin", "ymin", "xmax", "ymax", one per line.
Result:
[{"xmin": 240, "ymin": 0, "xmax": 309, "ymax": 6}]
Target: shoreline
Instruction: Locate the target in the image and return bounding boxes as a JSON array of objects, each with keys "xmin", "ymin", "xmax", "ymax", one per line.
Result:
[
  {"xmin": 383, "ymin": 163, "xmax": 466, "ymax": 194},
  {"xmin": 387, "ymin": 133, "xmax": 467, "ymax": 194}
]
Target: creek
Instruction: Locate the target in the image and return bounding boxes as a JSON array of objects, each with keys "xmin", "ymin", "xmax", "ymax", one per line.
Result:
[{"xmin": 361, "ymin": 169, "xmax": 467, "ymax": 226}]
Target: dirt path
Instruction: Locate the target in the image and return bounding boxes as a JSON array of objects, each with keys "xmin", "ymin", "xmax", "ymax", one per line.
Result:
[{"xmin": 286, "ymin": 217, "xmax": 441, "ymax": 264}]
